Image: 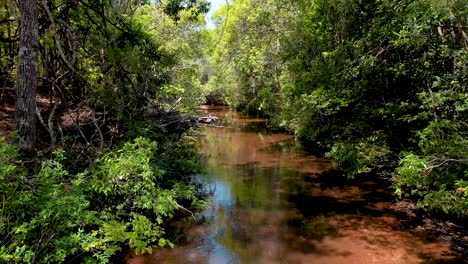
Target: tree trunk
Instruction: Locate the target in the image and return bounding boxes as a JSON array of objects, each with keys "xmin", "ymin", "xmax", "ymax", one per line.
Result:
[{"xmin": 16, "ymin": 0, "xmax": 38, "ymax": 152}]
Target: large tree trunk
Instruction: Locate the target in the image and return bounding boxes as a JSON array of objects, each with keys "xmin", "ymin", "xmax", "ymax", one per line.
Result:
[{"xmin": 16, "ymin": 0, "xmax": 39, "ymax": 152}]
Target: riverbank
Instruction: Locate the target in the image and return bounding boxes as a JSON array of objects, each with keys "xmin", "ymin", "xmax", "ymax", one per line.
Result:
[{"xmin": 0, "ymin": 93, "xmax": 207, "ymax": 263}]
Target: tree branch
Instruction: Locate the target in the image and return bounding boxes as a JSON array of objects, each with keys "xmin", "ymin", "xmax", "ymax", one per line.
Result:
[{"xmin": 174, "ymin": 201, "xmax": 195, "ymax": 221}]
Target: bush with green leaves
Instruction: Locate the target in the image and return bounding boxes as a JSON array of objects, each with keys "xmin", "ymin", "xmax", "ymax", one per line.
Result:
[
  {"xmin": 0, "ymin": 133, "xmax": 207, "ymax": 263},
  {"xmin": 0, "ymin": 139, "xmax": 98, "ymax": 263}
]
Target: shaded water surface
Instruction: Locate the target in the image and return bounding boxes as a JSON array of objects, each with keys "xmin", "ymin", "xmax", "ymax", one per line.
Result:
[{"xmin": 127, "ymin": 106, "xmax": 458, "ymax": 264}]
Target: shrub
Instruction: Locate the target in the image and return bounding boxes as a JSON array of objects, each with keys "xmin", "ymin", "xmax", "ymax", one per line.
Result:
[{"xmin": 0, "ymin": 134, "xmax": 206, "ymax": 263}]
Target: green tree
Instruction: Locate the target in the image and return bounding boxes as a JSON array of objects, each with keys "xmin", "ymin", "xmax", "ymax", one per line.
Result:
[
  {"xmin": 208, "ymin": 0, "xmax": 468, "ymax": 215},
  {"xmin": 162, "ymin": 0, "xmax": 210, "ymax": 21},
  {"xmin": 207, "ymin": 0, "xmax": 291, "ymax": 117}
]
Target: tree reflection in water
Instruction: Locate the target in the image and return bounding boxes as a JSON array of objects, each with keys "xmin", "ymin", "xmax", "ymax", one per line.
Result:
[{"xmin": 126, "ymin": 106, "xmax": 458, "ymax": 264}]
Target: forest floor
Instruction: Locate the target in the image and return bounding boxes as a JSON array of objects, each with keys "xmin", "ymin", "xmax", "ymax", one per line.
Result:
[
  {"xmin": 0, "ymin": 89, "xmax": 54, "ymax": 140},
  {"xmin": 0, "ymin": 89, "xmax": 15, "ymax": 139}
]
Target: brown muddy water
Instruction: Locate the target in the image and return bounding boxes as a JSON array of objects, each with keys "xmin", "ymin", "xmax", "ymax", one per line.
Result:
[{"xmin": 126, "ymin": 106, "xmax": 460, "ymax": 264}]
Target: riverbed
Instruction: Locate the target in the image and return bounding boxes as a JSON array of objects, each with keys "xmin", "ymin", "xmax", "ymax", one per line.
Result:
[{"xmin": 126, "ymin": 106, "xmax": 458, "ymax": 264}]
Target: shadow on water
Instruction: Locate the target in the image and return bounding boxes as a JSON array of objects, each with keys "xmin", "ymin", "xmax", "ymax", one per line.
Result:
[{"xmin": 125, "ymin": 106, "xmax": 466, "ymax": 264}]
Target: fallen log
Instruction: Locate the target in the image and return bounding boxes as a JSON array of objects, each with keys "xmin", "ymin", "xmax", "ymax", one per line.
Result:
[{"xmin": 197, "ymin": 114, "xmax": 219, "ymax": 124}]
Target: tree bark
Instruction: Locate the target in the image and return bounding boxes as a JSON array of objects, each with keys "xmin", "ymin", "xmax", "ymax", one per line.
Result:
[{"xmin": 16, "ymin": 0, "xmax": 39, "ymax": 152}]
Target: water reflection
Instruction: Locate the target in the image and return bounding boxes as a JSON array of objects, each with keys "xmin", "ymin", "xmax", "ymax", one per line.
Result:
[{"xmin": 126, "ymin": 106, "xmax": 458, "ymax": 264}]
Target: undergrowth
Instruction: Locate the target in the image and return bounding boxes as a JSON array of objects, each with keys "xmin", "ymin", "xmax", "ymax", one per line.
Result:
[{"xmin": 0, "ymin": 124, "xmax": 207, "ymax": 263}]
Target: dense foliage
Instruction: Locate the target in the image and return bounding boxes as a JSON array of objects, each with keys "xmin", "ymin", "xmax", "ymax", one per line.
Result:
[
  {"xmin": 1, "ymin": 0, "xmax": 468, "ymax": 262},
  {"xmin": 1, "ymin": 0, "xmax": 210, "ymax": 263},
  {"xmin": 208, "ymin": 0, "xmax": 467, "ymax": 216},
  {"xmin": 0, "ymin": 131, "xmax": 206, "ymax": 263},
  {"xmin": 1, "ymin": 0, "xmax": 211, "ymax": 147}
]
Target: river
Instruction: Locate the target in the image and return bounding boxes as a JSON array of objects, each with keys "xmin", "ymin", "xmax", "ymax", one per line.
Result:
[{"xmin": 126, "ymin": 106, "xmax": 458, "ymax": 264}]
